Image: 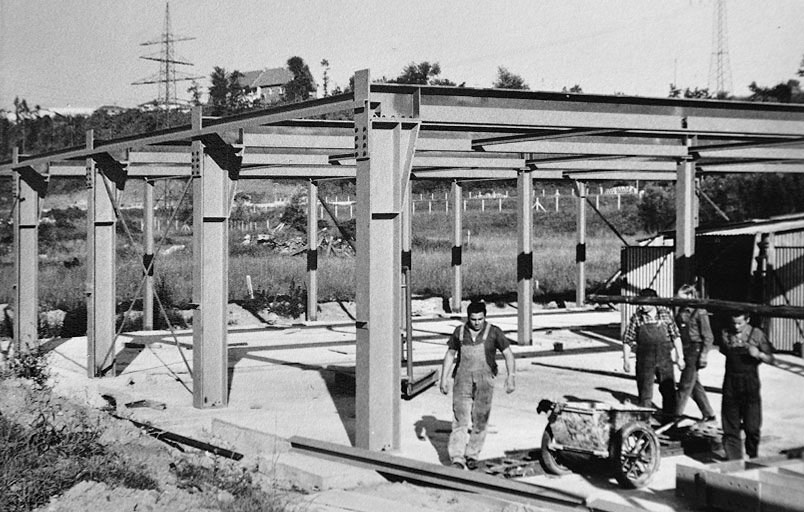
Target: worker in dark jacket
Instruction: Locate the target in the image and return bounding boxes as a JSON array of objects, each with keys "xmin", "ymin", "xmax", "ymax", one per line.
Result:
[
  {"xmin": 674, "ymin": 284, "xmax": 716, "ymax": 422},
  {"xmin": 720, "ymin": 311, "xmax": 774, "ymax": 460},
  {"xmin": 623, "ymin": 288, "xmax": 685, "ymax": 419}
]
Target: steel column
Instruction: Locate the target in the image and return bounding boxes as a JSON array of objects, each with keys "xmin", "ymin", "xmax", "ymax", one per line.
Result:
[
  {"xmin": 307, "ymin": 180, "xmax": 318, "ymax": 321},
  {"xmin": 143, "ymin": 179, "xmax": 154, "ymax": 330},
  {"xmin": 12, "ymin": 148, "xmax": 40, "ymax": 355},
  {"xmin": 401, "ymin": 183, "xmax": 413, "ymax": 377},
  {"xmin": 86, "ymin": 131, "xmax": 117, "ymax": 377},
  {"xmin": 354, "ymin": 70, "xmax": 417, "ymax": 450},
  {"xmin": 517, "ymin": 170, "xmax": 533, "ymax": 345},
  {"xmin": 451, "ymin": 181, "xmax": 463, "ymax": 313},
  {"xmin": 191, "ymin": 108, "xmax": 232, "ymax": 408},
  {"xmin": 576, "ymin": 182, "xmax": 587, "ymax": 306},
  {"xmin": 675, "ymin": 145, "xmax": 696, "ymax": 290}
]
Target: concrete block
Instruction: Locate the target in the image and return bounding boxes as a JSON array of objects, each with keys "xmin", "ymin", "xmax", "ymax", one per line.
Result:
[
  {"xmin": 261, "ymin": 449, "xmax": 386, "ymax": 492},
  {"xmin": 675, "ymin": 463, "xmax": 707, "ymax": 508},
  {"xmin": 305, "ymin": 489, "xmax": 441, "ymax": 512},
  {"xmin": 211, "ymin": 418, "xmax": 291, "ymax": 457}
]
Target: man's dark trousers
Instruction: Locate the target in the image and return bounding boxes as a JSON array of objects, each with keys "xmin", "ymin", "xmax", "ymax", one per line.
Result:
[{"xmin": 722, "ymin": 371, "xmax": 761, "ymax": 459}]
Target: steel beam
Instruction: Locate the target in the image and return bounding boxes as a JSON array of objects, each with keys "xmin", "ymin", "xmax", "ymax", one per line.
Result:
[
  {"xmin": 675, "ymin": 141, "xmax": 696, "ymax": 290},
  {"xmin": 86, "ymin": 131, "xmax": 118, "ymax": 377},
  {"xmin": 143, "ymin": 179, "xmax": 154, "ymax": 330},
  {"xmin": 414, "ymin": 169, "xmax": 522, "ymax": 180},
  {"xmin": 13, "ymin": 148, "xmax": 42, "ymax": 355},
  {"xmin": 307, "ymin": 180, "xmax": 318, "ymax": 322},
  {"xmin": 191, "ymin": 108, "xmax": 232, "ymax": 408},
  {"xmin": 517, "ymin": 170, "xmax": 533, "ymax": 345},
  {"xmin": 588, "ymin": 294, "xmax": 804, "ymax": 319},
  {"xmin": 290, "ymin": 435, "xmax": 585, "ymax": 510},
  {"xmin": 538, "ymin": 160, "xmax": 676, "ymax": 171},
  {"xmin": 354, "ymin": 70, "xmax": 417, "ymax": 451},
  {"xmin": 562, "ymin": 170, "xmax": 676, "ymax": 181},
  {"xmin": 484, "ymin": 140, "xmax": 688, "ymax": 158},
  {"xmin": 576, "ymin": 182, "xmax": 587, "ymax": 307},
  {"xmin": 451, "ymin": 181, "xmax": 463, "ymax": 313}
]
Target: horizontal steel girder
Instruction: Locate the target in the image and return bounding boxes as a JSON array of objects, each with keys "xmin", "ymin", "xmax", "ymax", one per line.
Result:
[{"xmin": 4, "ymin": 79, "xmax": 804, "ymax": 182}]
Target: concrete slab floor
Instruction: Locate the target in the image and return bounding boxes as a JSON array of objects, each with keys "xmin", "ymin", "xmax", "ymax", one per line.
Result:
[{"xmin": 42, "ymin": 309, "xmax": 804, "ymax": 511}]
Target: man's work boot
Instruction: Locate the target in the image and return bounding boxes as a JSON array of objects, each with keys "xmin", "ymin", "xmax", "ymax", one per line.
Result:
[
  {"xmin": 451, "ymin": 460, "xmax": 467, "ymax": 470},
  {"xmin": 465, "ymin": 458, "xmax": 479, "ymax": 470}
]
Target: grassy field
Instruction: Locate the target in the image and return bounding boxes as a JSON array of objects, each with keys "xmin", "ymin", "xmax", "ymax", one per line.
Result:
[{"xmin": 1, "ymin": 196, "xmax": 642, "ymax": 315}]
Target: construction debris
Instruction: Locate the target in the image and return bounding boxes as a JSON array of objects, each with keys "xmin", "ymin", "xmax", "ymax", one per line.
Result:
[{"xmin": 241, "ymin": 228, "xmax": 354, "ymax": 257}]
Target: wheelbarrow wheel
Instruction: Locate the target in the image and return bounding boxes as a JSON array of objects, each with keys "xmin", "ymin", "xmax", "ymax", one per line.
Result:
[
  {"xmin": 612, "ymin": 421, "xmax": 660, "ymax": 489},
  {"xmin": 540, "ymin": 426, "xmax": 571, "ymax": 475}
]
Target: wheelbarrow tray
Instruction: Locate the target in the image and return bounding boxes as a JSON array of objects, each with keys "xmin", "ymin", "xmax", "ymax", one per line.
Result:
[{"xmin": 548, "ymin": 401, "xmax": 654, "ymax": 456}]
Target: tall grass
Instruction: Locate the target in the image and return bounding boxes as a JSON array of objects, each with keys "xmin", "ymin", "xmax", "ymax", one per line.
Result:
[{"xmin": 0, "ymin": 204, "xmax": 642, "ymax": 318}]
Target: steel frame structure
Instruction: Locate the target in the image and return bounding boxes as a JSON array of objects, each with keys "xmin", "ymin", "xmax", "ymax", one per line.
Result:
[{"xmin": 3, "ymin": 70, "xmax": 804, "ymax": 451}]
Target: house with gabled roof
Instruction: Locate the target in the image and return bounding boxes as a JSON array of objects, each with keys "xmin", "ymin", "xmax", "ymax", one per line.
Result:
[{"xmin": 239, "ymin": 67, "xmax": 294, "ymax": 104}]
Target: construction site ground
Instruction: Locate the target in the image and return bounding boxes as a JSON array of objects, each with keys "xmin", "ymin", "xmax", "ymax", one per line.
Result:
[{"xmin": 42, "ymin": 303, "xmax": 804, "ymax": 511}]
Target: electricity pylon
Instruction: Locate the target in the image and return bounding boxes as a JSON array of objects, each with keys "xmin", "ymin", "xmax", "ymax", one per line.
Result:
[
  {"xmin": 707, "ymin": 0, "xmax": 733, "ymax": 97},
  {"xmin": 132, "ymin": 1, "xmax": 202, "ymax": 128}
]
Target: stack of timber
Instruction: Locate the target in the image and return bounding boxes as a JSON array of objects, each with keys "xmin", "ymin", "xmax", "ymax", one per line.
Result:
[{"xmin": 677, "ymin": 451, "xmax": 804, "ymax": 511}]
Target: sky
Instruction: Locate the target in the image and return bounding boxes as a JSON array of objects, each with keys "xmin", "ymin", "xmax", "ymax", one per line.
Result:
[{"xmin": 1, "ymin": 0, "xmax": 803, "ymax": 111}]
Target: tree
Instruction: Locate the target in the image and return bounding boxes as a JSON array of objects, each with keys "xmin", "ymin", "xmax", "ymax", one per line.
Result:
[
  {"xmin": 562, "ymin": 85, "xmax": 583, "ymax": 93},
  {"xmin": 637, "ymin": 185, "xmax": 675, "ymax": 232},
  {"xmin": 493, "ymin": 67, "xmax": 529, "ymax": 90},
  {"xmin": 668, "ymin": 84, "xmax": 713, "ymax": 99},
  {"xmin": 748, "ymin": 80, "xmax": 803, "ymax": 103},
  {"xmin": 391, "ymin": 61, "xmax": 461, "ymax": 86},
  {"xmin": 207, "ymin": 67, "xmax": 247, "ymax": 115},
  {"xmin": 187, "ymin": 81, "xmax": 203, "ymax": 106},
  {"xmin": 284, "ymin": 56, "xmax": 317, "ymax": 103},
  {"xmin": 320, "ymin": 59, "xmax": 330, "ymax": 97}
]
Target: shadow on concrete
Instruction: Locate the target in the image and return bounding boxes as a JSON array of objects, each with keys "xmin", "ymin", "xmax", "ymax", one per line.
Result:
[
  {"xmin": 534, "ymin": 361, "xmax": 723, "ymax": 394},
  {"xmin": 225, "ymin": 348, "xmax": 357, "ymax": 446},
  {"xmin": 413, "ymin": 415, "xmax": 452, "ymax": 465},
  {"xmin": 594, "ymin": 386, "xmax": 641, "ymax": 406},
  {"xmin": 568, "ymin": 326, "xmax": 622, "ymax": 348}
]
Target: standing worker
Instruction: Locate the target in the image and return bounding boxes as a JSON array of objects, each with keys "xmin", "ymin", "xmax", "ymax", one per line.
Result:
[
  {"xmin": 440, "ymin": 301, "xmax": 516, "ymax": 470},
  {"xmin": 622, "ymin": 288, "xmax": 685, "ymax": 420},
  {"xmin": 720, "ymin": 311, "xmax": 774, "ymax": 459},
  {"xmin": 674, "ymin": 284, "xmax": 716, "ymax": 422}
]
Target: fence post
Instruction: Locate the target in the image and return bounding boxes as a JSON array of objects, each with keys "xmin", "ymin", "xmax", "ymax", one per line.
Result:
[{"xmin": 555, "ymin": 190, "xmax": 560, "ymax": 212}]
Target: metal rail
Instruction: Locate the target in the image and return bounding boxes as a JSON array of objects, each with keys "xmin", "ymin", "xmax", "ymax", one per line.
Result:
[
  {"xmin": 588, "ymin": 294, "xmax": 804, "ymax": 319},
  {"xmin": 290, "ymin": 436, "xmax": 592, "ymax": 511}
]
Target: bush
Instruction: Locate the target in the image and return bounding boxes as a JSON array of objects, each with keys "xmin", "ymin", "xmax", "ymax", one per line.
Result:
[
  {"xmin": 171, "ymin": 457, "xmax": 291, "ymax": 512},
  {"xmin": 4, "ymin": 349, "xmax": 50, "ymax": 388},
  {"xmin": 0, "ymin": 382, "xmax": 158, "ymax": 512}
]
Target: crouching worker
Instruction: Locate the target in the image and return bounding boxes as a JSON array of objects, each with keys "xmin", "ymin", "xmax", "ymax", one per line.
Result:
[
  {"xmin": 440, "ymin": 301, "xmax": 515, "ymax": 470},
  {"xmin": 622, "ymin": 288, "xmax": 685, "ymax": 420}
]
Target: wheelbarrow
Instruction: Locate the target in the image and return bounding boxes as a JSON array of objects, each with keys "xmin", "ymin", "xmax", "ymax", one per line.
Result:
[{"xmin": 537, "ymin": 399, "xmax": 661, "ymax": 488}]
